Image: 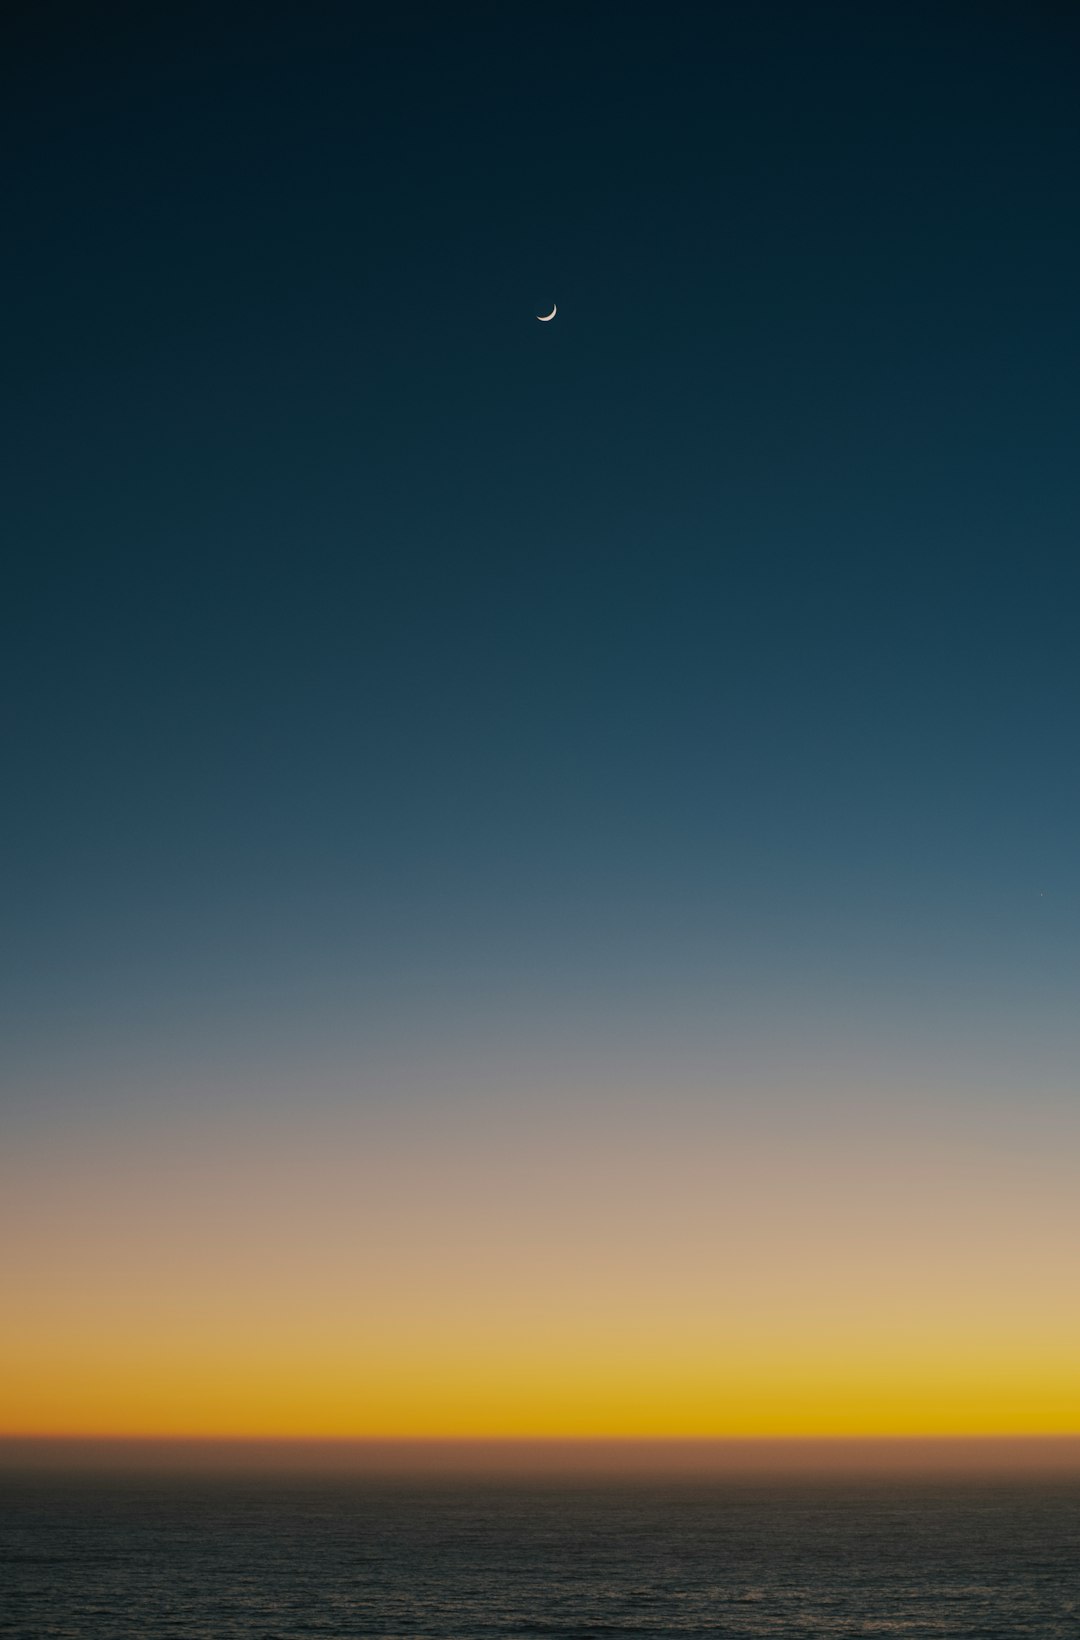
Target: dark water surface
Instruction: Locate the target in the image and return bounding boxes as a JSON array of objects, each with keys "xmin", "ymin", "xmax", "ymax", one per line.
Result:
[{"xmin": 2, "ymin": 1474, "xmax": 1078, "ymax": 1638}]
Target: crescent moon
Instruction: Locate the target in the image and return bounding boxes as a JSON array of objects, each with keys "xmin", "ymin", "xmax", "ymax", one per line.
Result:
[{"xmin": 537, "ymin": 304, "xmax": 557, "ymax": 321}]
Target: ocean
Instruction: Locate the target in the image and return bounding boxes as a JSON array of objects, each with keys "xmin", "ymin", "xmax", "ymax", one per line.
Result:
[{"xmin": 1, "ymin": 1474, "xmax": 1078, "ymax": 1638}]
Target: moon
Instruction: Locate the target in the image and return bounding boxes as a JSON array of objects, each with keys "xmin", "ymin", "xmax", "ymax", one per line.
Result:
[{"xmin": 537, "ymin": 303, "xmax": 557, "ymax": 321}]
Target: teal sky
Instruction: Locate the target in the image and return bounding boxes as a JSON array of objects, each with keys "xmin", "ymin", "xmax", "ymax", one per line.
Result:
[{"xmin": 4, "ymin": 1, "xmax": 1079, "ymax": 1132}]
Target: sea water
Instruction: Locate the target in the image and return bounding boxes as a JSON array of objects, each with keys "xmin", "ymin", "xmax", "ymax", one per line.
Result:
[{"xmin": 1, "ymin": 1474, "xmax": 1078, "ymax": 1637}]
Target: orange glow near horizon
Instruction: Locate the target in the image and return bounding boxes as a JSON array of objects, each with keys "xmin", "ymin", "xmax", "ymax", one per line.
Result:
[{"xmin": 4, "ymin": 1094, "xmax": 1079, "ymax": 1440}]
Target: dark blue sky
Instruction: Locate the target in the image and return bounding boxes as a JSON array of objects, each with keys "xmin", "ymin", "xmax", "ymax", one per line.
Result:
[{"xmin": 5, "ymin": 2, "xmax": 1079, "ymax": 1119}]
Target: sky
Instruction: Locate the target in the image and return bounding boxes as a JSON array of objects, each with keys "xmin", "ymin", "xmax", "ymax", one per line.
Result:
[{"xmin": 3, "ymin": 1, "xmax": 1079, "ymax": 1444}]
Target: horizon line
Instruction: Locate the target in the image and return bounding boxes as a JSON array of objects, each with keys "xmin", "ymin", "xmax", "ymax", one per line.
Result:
[
  {"xmin": 5, "ymin": 1433, "xmax": 1080, "ymax": 1445},
  {"xmin": 5, "ymin": 1434, "xmax": 1080, "ymax": 1477}
]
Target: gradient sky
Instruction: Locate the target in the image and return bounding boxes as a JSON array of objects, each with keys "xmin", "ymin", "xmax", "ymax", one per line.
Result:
[{"xmin": 3, "ymin": 1, "xmax": 1079, "ymax": 1439}]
